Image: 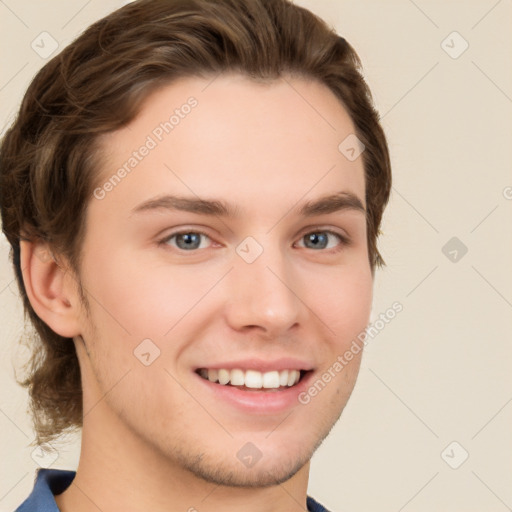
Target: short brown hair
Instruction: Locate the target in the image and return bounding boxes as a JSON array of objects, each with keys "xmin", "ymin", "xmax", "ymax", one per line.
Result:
[{"xmin": 0, "ymin": 0, "xmax": 391, "ymax": 445}]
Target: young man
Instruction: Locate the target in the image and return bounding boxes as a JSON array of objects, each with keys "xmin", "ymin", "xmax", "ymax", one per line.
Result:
[{"xmin": 0, "ymin": 0, "xmax": 391, "ymax": 510}]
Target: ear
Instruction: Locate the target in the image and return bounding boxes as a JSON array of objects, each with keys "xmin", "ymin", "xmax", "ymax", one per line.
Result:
[{"xmin": 20, "ymin": 239, "xmax": 82, "ymax": 338}]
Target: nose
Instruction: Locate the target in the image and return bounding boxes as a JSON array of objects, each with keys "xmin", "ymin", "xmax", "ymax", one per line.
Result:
[{"xmin": 223, "ymin": 243, "xmax": 303, "ymax": 338}]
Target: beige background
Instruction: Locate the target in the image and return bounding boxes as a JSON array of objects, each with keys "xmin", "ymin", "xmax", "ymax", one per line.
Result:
[{"xmin": 1, "ymin": 1, "xmax": 511, "ymax": 511}]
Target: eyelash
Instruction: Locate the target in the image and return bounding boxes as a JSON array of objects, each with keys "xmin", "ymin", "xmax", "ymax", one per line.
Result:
[{"xmin": 157, "ymin": 228, "xmax": 351, "ymax": 253}]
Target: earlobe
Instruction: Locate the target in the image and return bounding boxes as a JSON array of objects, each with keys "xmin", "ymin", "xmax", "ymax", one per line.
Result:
[{"xmin": 20, "ymin": 240, "xmax": 82, "ymax": 338}]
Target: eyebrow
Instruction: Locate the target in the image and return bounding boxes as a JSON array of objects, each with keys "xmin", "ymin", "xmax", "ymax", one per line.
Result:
[{"xmin": 130, "ymin": 191, "xmax": 365, "ymax": 218}]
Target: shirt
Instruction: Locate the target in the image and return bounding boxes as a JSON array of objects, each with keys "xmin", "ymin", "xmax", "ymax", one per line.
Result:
[{"xmin": 15, "ymin": 469, "xmax": 331, "ymax": 512}]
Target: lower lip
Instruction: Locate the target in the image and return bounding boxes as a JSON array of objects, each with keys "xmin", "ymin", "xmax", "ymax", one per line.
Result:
[{"xmin": 195, "ymin": 371, "xmax": 314, "ymax": 414}]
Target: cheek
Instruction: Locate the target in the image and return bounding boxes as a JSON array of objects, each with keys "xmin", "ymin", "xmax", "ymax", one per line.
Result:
[
  {"xmin": 308, "ymin": 263, "xmax": 373, "ymax": 344},
  {"xmin": 82, "ymin": 247, "xmax": 218, "ymax": 339},
  {"xmin": 81, "ymin": 237, "xmax": 372, "ymax": 349}
]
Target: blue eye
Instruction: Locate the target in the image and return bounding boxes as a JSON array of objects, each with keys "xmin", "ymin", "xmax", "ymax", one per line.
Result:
[
  {"xmin": 162, "ymin": 231, "xmax": 211, "ymax": 251},
  {"xmin": 297, "ymin": 231, "xmax": 347, "ymax": 251},
  {"xmin": 159, "ymin": 229, "xmax": 349, "ymax": 253}
]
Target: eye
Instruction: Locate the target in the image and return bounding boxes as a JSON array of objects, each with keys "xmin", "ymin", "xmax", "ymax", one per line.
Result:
[
  {"xmin": 158, "ymin": 228, "xmax": 350, "ymax": 253},
  {"xmin": 160, "ymin": 230, "xmax": 212, "ymax": 251},
  {"xmin": 295, "ymin": 230, "xmax": 349, "ymax": 251}
]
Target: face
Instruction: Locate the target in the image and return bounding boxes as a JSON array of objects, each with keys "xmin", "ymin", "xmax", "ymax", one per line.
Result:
[{"xmin": 74, "ymin": 74, "xmax": 373, "ymax": 487}]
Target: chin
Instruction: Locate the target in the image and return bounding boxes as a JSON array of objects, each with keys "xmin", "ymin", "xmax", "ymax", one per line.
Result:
[
  {"xmin": 169, "ymin": 417, "xmax": 337, "ymax": 488},
  {"xmin": 178, "ymin": 449, "xmax": 311, "ymax": 488}
]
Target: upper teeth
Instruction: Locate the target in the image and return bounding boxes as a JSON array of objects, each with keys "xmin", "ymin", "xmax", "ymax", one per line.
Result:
[{"xmin": 199, "ymin": 368, "xmax": 301, "ymax": 389}]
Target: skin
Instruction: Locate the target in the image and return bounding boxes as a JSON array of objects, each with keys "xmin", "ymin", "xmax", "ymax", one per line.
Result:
[{"xmin": 22, "ymin": 74, "xmax": 373, "ymax": 512}]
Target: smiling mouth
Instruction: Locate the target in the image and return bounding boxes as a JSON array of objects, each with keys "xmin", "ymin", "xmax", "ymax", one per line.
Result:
[{"xmin": 196, "ymin": 368, "xmax": 309, "ymax": 391}]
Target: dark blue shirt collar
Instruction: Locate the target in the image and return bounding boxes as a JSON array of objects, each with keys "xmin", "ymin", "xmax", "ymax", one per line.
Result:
[
  {"xmin": 15, "ymin": 469, "xmax": 330, "ymax": 512},
  {"xmin": 15, "ymin": 469, "xmax": 75, "ymax": 512}
]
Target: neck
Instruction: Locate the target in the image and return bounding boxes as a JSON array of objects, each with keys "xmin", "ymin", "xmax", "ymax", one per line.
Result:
[{"xmin": 55, "ymin": 400, "xmax": 310, "ymax": 512}]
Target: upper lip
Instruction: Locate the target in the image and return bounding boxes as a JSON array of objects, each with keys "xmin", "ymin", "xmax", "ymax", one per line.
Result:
[{"xmin": 195, "ymin": 358, "xmax": 314, "ymax": 373}]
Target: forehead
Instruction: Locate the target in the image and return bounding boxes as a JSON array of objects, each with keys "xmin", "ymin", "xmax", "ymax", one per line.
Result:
[{"xmin": 94, "ymin": 74, "xmax": 365, "ymax": 214}]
